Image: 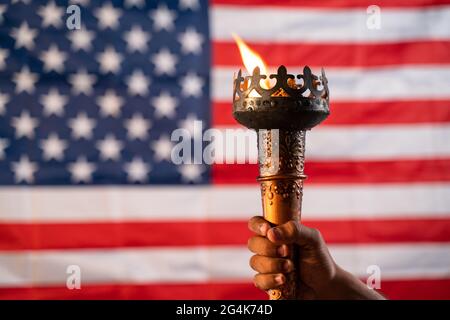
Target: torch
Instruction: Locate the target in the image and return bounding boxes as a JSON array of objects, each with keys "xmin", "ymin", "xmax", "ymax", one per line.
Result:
[{"xmin": 232, "ymin": 37, "xmax": 330, "ymax": 300}]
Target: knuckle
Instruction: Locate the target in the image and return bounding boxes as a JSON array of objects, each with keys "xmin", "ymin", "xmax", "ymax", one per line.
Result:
[
  {"xmin": 275, "ymin": 258, "xmax": 286, "ymax": 272},
  {"xmin": 248, "ymin": 216, "xmax": 260, "ymax": 231},
  {"xmin": 284, "ymin": 220, "xmax": 300, "ymax": 240},
  {"xmin": 311, "ymin": 228, "xmax": 322, "ymax": 241},
  {"xmin": 247, "ymin": 237, "xmax": 255, "ymax": 251},
  {"xmin": 254, "ymin": 274, "xmax": 272, "ymax": 290},
  {"xmin": 249, "ymin": 255, "xmax": 259, "ymax": 269},
  {"xmin": 287, "ymin": 220, "xmax": 299, "ymax": 234},
  {"xmin": 253, "ymin": 274, "xmax": 264, "ymax": 289},
  {"xmin": 309, "ymin": 227, "xmax": 323, "ymax": 247}
]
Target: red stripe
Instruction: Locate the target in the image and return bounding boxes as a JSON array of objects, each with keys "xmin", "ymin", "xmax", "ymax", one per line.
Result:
[
  {"xmin": 213, "ymin": 100, "xmax": 450, "ymax": 127},
  {"xmin": 213, "ymin": 41, "xmax": 450, "ymax": 68},
  {"xmin": 212, "ymin": 159, "xmax": 450, "ymax": 185},
  {"xmin": 0, "ymin": 282, "xmax": 265, "ymax": 300},
  {"xmin": 1, "ymin": 218, "xmax": 449, "ymax": 250},
  {"xmin": 0, "ymin": 278, "xmax": 449, "ymax": 299},
  {"xmin": 212, "ymin": 0, "xmax": 450, "ymax": 9}
]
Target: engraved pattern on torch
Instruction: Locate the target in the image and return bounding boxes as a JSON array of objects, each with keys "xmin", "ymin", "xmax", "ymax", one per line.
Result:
[{"xmin": 257, "ymin": 129, "xmax": 306, "ymax": 300}]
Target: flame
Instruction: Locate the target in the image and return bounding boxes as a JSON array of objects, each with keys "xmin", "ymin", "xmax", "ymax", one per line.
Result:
[{"xmin": 233, "ymin": 33, "xmax": 270, "ymax": 89}]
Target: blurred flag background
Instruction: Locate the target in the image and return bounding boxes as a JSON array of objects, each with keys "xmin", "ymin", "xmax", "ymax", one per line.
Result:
[{"xmin": 0, "ymin": 0, "xmax": 450, "ymax": 299}]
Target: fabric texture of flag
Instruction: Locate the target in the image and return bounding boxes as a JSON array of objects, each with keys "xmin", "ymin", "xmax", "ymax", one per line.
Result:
[{"xmin": 0, "ymin": 0, "xmax": 449, "ymax": 299}]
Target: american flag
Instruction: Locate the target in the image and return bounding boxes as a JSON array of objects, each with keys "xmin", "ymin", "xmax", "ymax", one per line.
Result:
[{"xmin": 0, "ymin": 0, "xmax": 449, "ymax": 299}]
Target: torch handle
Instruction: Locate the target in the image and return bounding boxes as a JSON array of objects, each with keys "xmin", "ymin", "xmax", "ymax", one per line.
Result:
[{"xmin": 257, "ymin": 129, "xmax": 307, "ymax": 300}]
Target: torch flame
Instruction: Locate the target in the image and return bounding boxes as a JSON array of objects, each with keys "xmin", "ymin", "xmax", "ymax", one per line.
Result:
[{"xmin": 233, "ymin": 33, "xmax": 271, "ymax": 89}]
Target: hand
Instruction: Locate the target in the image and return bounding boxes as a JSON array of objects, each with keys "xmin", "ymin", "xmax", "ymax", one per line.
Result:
[
  {"xmin": 248, "ymin": 216, "xmax": 336, "ymax": 299},
  {"xmin": 247, "ymin": 216, "xmax": 385, "ymax": 299}
]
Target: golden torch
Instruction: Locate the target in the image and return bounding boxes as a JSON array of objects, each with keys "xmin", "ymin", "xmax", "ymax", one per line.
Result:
[{"xmin": 232, "ymin": 36, "xmax": 330, "ymax": 300}]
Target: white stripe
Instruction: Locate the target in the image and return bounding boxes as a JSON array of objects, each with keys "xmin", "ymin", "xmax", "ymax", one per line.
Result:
[
  {"xmin": 0, "ymin": 184, "xmax": 449, "ymax": 221},
  {"xmin": 0, "ymin": 244, "xmax": 449, "ymax": 286},
  {"xmin": 212, "ymin": 6, "xmax": 450, "ymax": 43},
  {"xmin": 212, "ymin": 125, "xmax": 450, "ymax": 161},
  {"xmin": 213, "ymin": 66, "xmax": 450, "ymax": 101}
]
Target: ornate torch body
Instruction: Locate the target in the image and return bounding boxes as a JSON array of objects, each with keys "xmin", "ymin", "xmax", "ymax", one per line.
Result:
[{"xmin": 232, "ymin": 65, "xmax": 330, "ymax": 300}]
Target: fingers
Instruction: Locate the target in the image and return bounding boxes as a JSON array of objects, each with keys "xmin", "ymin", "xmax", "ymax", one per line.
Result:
[
  {"xmin": 253, "ymin": 273, "xmax": 285, "ymax": 290},
  {"xmin": 266, "ymin": 220, "xmax": 300, "ymax": 244},
  {"xmin": 248, "ymin": 216, "xmax": 271, "ymax": 236},
  {"xmin": 250, "ymin": 255, "xmax": 294, "ymax": 274},
  {"xmin": 267, "ymin": 220, "xmax": 323, "ymax": 248},
  {"xmin": 248, "ymin": 235, "xmax": 289, "ymax": 257}
]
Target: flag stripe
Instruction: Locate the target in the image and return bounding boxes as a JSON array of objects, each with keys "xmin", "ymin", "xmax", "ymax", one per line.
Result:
[
  {"xmin": 213, "ymin": 41, "xmax": 450, "ymax": 67},
  {"xmin": 211, "ymin": 125, "xmax": 450, "ymax": 162},
  {"xmin": 0, "ymin": 185, "xmax": 449, "ymax": 221},
  {"xmin": 211, "ymin": 0, "xmax": 450, "ymax": 9},
  {"xmin": 1, "ymin": 278, "xmax": 449, "ymax": 300},
  {"xmin": 212, "ymin": 159, "xmax": 450, "ymax": 184},
  {"xmin": 1, "ymin": 245, "xmax": 449, "ymax": 287},
  {"xmin": 213, "ymin": 66, "xmax": 450, "ymax": 101},
  {"xmin": 210, "ymin": 5, "xmax": 450, "ymax": 44},
  {"xmin": 0, "ymin": 282, "xmax": 267, "ymax": 300},
  {"xmin": 211, "ymin": 6, "xmax": 450, "ymax": 43},
  {"xmin": 213, "ymin": 100, "xmax": 450, "ymax": 126},
  {"xmin": 0, "ymin": 218, "xmax": 449, "ymax": 250}
]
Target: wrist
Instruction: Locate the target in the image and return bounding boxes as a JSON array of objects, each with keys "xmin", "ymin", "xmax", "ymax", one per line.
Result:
[{"xmin": 316, "ymin": 265, "xmax": 384, "ymax": 300}]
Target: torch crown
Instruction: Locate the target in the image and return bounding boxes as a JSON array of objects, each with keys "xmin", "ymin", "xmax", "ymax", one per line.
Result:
[{"xmin": 233, "ymin": 65, "xmax": 330, "ymax": 130}]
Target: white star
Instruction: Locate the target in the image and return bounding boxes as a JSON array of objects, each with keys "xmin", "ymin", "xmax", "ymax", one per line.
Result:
[
  {"xmin": 151, "ymin": 91, "xmax": 177, "ymax": 119},
  {"xmin": 151, "ymin": 48, "xmax": 177, "ymax": 76},
  {"xmin": 96, "ymin": 46, "xmax": 122, "ymax": 74},
  {"xmin": 69, "ymin": 113, "xmax": 96, "ymax": 139},
  {"xmin": 68, "ymin": 157, "xmax": 95, "ymax": 183},
  {"xmin": 96, "ymin": 135, "xmax": 123, "ymax": 161},
  {"xmin": 123, "ymin": 25, "xmax": 150, "ymax": 53},
  {"xmin": 96, "ymin": 90, "xmax": 123, "ymax": 117},
  {"xmin": 40, "ymin": 45, "xmax": 67, "ymax": 72},
  {"xmin": 69, "ymin": 70, "xmax": 96, "ymax": 95},
  {"xmin": 13, "ymin": 67, "xmax": 38, "ymax": 94},
  {"xmin": 40, "ymin": 133, "xmax": 67, "ymax": 161},
  {"xmin": 178, "ymin": 164, "xmax": 204, "ymax": 183},
  {"xmin": 125, "ymin": 0, "xmax": 145, "ymax": 8},
  {"xmin": 12, "ymin": 111, "xmax": 38, "ymax": 139},
  {"xmin": 180, "ymin": 72, "xmax": 203, "ymax": 97},
  {"xmin": 179, "ymin": 0, "xmax": 200, "ymax": 10},
  {"xmin": 151, "ymin": 135, "xmax": 173, "ymax": 162},
  {"xmin": 179, "ymin": 114, "xmax": 202, "ymax": 137},
  {"xmin": 0, "ymin": 138, "xmax": 9, "ymax": 160},
  {"xmin": 0, "ymin": 49, "xmax": 8, "ymax": 70},
  {"xmin": 125, "ymin": 114, "xmax": 151, "ymax": 140},
  {"xmin": 68, "ymin": 27, "xmax": 94, "ymax": 51},
  {"xmin": 12, "ymin": 156, "xmax": 38, "ymax": 184},
  {"xmin": 40, "ymin": 88, "xmax": 67, "ymax": 116},
  {"xmin": 178, "ymin": 28, "xmax": 204, "ymax": 54},
  {"xmin": 11, "ymin": 22, "xmax": 37, "ymax": 50},
  {"xmin": 0, "ymin": 5, "xmax": 6, "ymax": 23},
  {"xmin": 0, "ymin": 92, "xmax": 9, "ymax": 115},
  {"xmin": 94, "ymin": 2, "xmax": 121, "ymax": 29},
  {"xmin": 38, "ymin": 1, "xmax": 63, "ymax": 28},
  {"xmin": 150, "ymin": 5, "xmax": 176, "ymax": 31},
  {"xmin": 124, "ymin": 157, "xmax": 150, "ymax": 183},
  {"xmin": 126, "ymin": 70, "xmax": 150, "ymax": 96}
]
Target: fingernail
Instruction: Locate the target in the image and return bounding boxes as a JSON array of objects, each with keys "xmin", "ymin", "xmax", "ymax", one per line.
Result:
[
  {"xmin": 277, "ymin": 245, "xmax": 286, "ymax": 257},
  {"xmin": 283, "ymin": 260, "xmax": 292, "ymax": 272},
  {"xmin": 272, "ymin": 228, "xmax": 282, "ymax": 240},
  {"xmin": 275, "ymin": 275, "xmax": 284, "ymax": 285}
]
